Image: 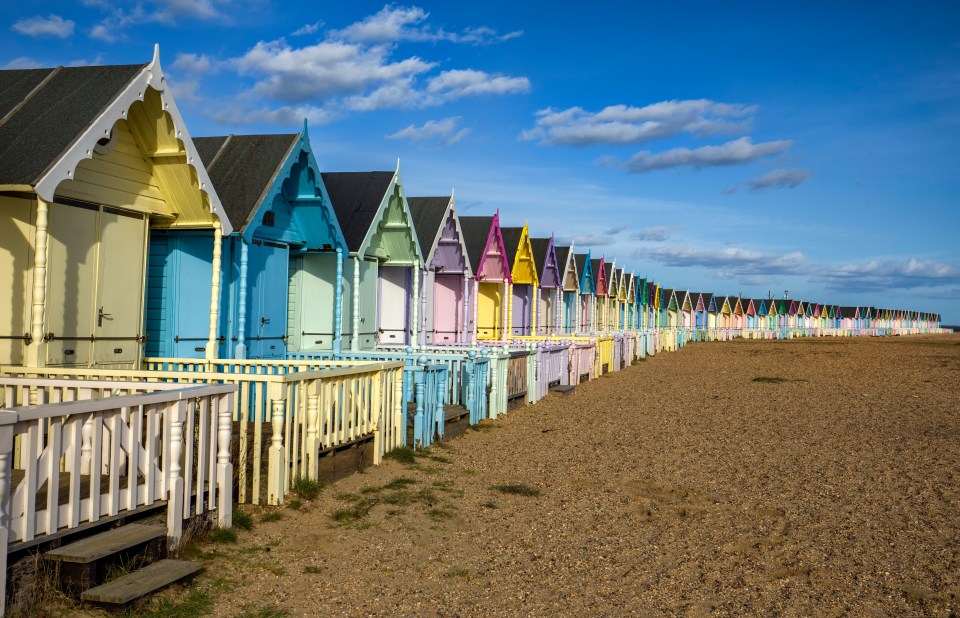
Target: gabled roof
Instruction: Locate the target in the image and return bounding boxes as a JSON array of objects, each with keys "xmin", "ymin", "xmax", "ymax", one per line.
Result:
[
  {"xmin": 0, "ymin": 64, "xmax": 146, "ymax": 186},
  {"xmin": 575, "ymin": 252, "xmax": 594, "ymax": 294},
  {"xmin": 321, "ymin": 171, "xmax": 394, "ymax": 253},
  {"xmin": 0, "ymin": 47, "xmax": 230, "ymax": 232},
  {"xmin": 530, "ymin": 236, "xmax": 560, "ymax": 288},
  {"xmin": 408, "ymin": 196, "xmax": 451, "ymax": 259},
  {"xmin": 195, "ymin": 134, "xmax": 299, "ymax": 232},
  {"xmin": 459, "ymin": 215, "xmax": 495, "ymax": 273}
]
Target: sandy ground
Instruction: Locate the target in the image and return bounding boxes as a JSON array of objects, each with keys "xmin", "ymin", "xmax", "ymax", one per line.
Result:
[{"xmin": 183, "ymin": 334, "xmax": 960, "ymax": 616}]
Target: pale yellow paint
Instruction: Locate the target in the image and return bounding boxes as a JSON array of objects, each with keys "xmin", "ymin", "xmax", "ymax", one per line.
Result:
[
  {"xmin": 0, "ymin": 196, "xmax": 35, "ymax": 365},
  {"xmin": 55, "ymin": 88, "xmax": 216, "ymax": 229},
  {"xmin": 477, "ymin": 282, "xmax": 502, "ymax": 340},
  {"xmin": 510, "ymin": 225, "xmax": 539, "ymax": 286}
]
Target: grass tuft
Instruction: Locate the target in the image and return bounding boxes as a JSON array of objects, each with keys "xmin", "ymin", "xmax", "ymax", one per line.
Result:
[
  {"xmin": 481, "ymin": 501, "xmax": 498, "ymax": 509},
  {"xmin": 384, "ymin": 446, "xmax": 418, "ymax": 464},
  {"xmin": 232, "ymin": 509, "xmax": 254, "ymax": 531},
  {"xmin": 260, "ymin": 511, "xmax": 284, "ymax": 523},
  {"xmin": 752, "ymin": 376, "xmax": 788, "ymax": 383},
  {"xmin": 303, "ymin": 565, "xmax": 323, "ymax": 574},
  {"xmin": 444, "ymin": 568, "xmax": 471, "ymax": 579},
  {"xmin": 286, "ymin": 498, "xmax": 302, "ymax": 511},
  {"xmin": 211, "ymin": 527, "xmax": 238, "ymax": 544},
  {"xmin": 491, "ymin": 483, "xmax": 541, "ymax": 497},
  {"xmin": 331, "ymin": 499, "xmax": 377, "ymax": 525},
  {"xmin": 383, "ymin": 477, "xmax": 417, "ymax": 490},
  {"xmin": 291, "ymin": 476, "xmax": 325, "ymax": 501}
]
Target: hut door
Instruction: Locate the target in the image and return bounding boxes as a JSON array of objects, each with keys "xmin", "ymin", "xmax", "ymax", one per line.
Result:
[
  {"xmin": 92, "ymin": 208, "xmax": 147, "ymax": 366},
  {"xmin": 511, "ymin": 285, "xmax": 531, "ymax": 336},
  {"xmin": 378, "ymin": 266, "xmax": 409, "ymax": 344},
  {"xmin": 45, "ymin": 202, "xmax": 98, "ymax": 366},
  {"xmin": 433, "ymin": 274, "xmax": 462, "ymax": 342},
  {"xmin": 293, "ymin": 253, "xmax": 338, "ymax": 351},
  {"xmin": 477, "ymin": 282, "xmax": 501, "ymax": 339},
  {"xmin": 247, "ymin": 241, "xmax": 288, "ymax": 359},
  {"xmin": 540, "ymin": 290, "xmax": 555, "ymax": 335},
  {"xmin": 173, "ymin": 234, "xmax": 216, "ymax": 358}
]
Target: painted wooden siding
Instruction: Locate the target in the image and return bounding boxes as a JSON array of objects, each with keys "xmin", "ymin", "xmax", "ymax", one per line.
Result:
[
  {"xmin": 365, "ymin": 186, "xmax": 420, "ymax": 266},
  {"xmin": 245, "ymin": 241, "xmax": 289, "ymax": 358},
  {"xmin": 432, "ymin": 212, "xmax": 468, "ymax": 272},
  {"xmin": 0, "ymin": 196, "xmax": 35, "ymax": 365},
  {"xmin": 512, "ymin": 285, "xmax": 532, "ymax": 335}
]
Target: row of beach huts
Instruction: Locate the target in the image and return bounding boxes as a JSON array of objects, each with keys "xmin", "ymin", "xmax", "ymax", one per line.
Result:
[{"xmin": 0, "ymin": 49, "xmax": 943, "ymax": 611}]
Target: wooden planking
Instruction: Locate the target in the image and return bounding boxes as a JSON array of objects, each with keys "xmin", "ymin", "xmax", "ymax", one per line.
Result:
[
  {"xmin": 0, "ymin": 195, "xmax": 34, "ymax": 365},
  {"xmin": 44, "ymin": 523, "xmax": 164, "ymax": 564},
  {"xmin": 80, "ymin": 559, "xmax": 202, "ymax": 605}
]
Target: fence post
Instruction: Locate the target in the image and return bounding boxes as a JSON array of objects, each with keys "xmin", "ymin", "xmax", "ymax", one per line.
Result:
[
  {"xmin": 167, "ymin": 400, "xmax": 186, "ymax": 548},
  {"xmin": 435, "ymin": 367, "xmax": 446, "ymax": 441},
  {"xmin": 0, "ymin": 419, "xmax": 13, "ymax": 617},
  {"xmin": 465, "ymin": 351, "xmax": 477, "ymax": 425},
  {"xmin": 413, "ymin": 356, "xmax": 427, "ymax": 449},
  {"xmin": 217, "ymin": 392, "xmax": 233, "ymax": 529},
  {"xmin": 267, "ymin": 382, "xmax": 286, "ymax": 505},
  {"xmin": 305, "ymin": 380, "xmax": 320, "ymax": 481}
]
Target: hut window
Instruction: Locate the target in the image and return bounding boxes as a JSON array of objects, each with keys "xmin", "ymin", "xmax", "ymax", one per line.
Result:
[
  {"xmin": 262, "ymin": 211, "xmax": 276, "ymax": 227},
  {"xmin": 93, "ymin": 129, "xmax": 116, "ymax": 155}
]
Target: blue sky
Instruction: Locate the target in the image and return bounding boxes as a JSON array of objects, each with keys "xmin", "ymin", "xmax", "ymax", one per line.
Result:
[{"xmin": 4, "ymin": 1, "xmax": 959, "ymax": 322}]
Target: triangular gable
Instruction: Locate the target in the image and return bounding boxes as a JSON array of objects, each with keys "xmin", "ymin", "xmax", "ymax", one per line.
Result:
[
  {"xmin": 796, "ymin": 301, "xmax": 806, "ymax": 316},
  {"xmin": 742, "ymin": 298, "xmax": 755, "ymax": 316},
  {"xmin": 754, "ymin": 299, "xmax": 767, "ymax": 316},
  {"xmin": 677, "ymin": 291, "xmax": 691, "ymax": 312},
  {"xmin": 556, "ymin": 244, "xmax": 579, "ymax": 291},
  {"xmin": 665, "ymin": 289, "xmax": 678, "ymax": 312},
  {"xmin": 322, "ymin": 168, "xmax": 422, "ymax": 265},
  {"xmin": 717, "ymin": 296, "xmax": 732, "ymax": 314},
  {"xmin": 626, "ymin": 274, "xmax": 636, "ymax": 304},
  {"xmin": 693, "ymin": 293, "xmax": 705, "ymax": 312},
  {"xmin": 460, "ymin": 214, "xmax": 508, "ymax": 281},
  {"xmin": 639, "ymin": 278, "xmax": 648, "ymax": 305},
  {"xmin": 529, "ymin": 235, "xmax": 560, "ymax": 288},
  {"xmin": 408, "ymin": 194, "xmax": 472, "ymax": 276},
  {"xmin": 733, "ymin": 297, "xmax": 745, "ymax": 315},
  {"xmin": 617, "ymin": 269, "xmax": 628, "ymax": 301},
  {"xmin": 0, "ymin": 46, "xmax": 231, "ymax": 233},
  {"xmin": 654, "ymin": 285, "xmax": 662, "ymax": 310},
  {"xmin": 500, "ymin": 224, "xmax": 539, "ymax": 286},
  {"xmin": 196, "ymin": 128, "xmax": 345, "ymax": 250},
  {"xmin": 707, "ymin": 295, "xmax": 718, "ymax": 313},
  {"xmin": 592, "ymin": 257, "xmax": 607, "ymax": 297},
  {"xmin": 575, "ymin": 252, "xmax": 595, "ymax": 295}
]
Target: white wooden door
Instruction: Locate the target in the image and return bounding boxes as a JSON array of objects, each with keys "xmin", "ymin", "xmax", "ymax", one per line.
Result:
[{"xmin": 93, "ymin": 208, "xmax": 147, "ymax": 365}]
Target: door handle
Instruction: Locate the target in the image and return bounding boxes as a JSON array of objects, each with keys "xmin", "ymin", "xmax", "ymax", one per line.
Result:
[
  {"xmin": 261, "ymin": 316, "xmax": 271, "ymax": 327},
  {"xmin": 98, "ymin": 306, "xmax": 112, "ymax": 327}
]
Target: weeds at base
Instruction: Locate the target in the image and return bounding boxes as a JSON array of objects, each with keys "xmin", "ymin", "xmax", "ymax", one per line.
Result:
[{"xmin": 291, "ymin": 476, "xmax": 325, "ymax": 501}]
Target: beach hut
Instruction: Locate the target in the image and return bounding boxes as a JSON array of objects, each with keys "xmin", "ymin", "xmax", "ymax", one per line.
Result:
[
  {"xmin": 501, "ymin": 225, "xmax": 539, "ymax": 337},
  {"xmin": 530, "ymin": 236, "xmax": 561, "ymax": 336},
  {"xmin": 322, "ymin": 167, "xmax": 423, "ymax": 350},
  {"xmin": 591, "ymin": 257, "xmax": 608, "ymax": 330},
  {"xmin": 555, "ymin": 244, "xmax": 579, "ymax": 334},
  {"xmin": 145, "ymin": 129, "xmax": 346, "ymax": 360},
  {"xmin": 574, "ymin": 253, "xmax": 596, "ymax": 332},
  {"xmin": 638, "ymin": 278, "xmax": 650, "ymax": 329},
  {"xmin": 0, "ymin": 48, "xmax": 231, "ymax": 368},
  {"xmin": 460, "ymin": 213, "xmax": 510, "ymax": 341},
  {"xmin": 408, "ymin": 194, "xmax": 472, "ymax": 345},
  {"xmin": 678, "ymin": 291, "xmax": 693, "ymax": 330},
  {"xmin": 624, "ymin": 273, "xmax": 636, "ymax": 331}
]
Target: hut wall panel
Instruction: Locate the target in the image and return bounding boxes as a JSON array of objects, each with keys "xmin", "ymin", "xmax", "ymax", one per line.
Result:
[
  {"xmin": 0, "ymin": 196, "xmax": 34, "ymax": 365},
  {"xmin": 45, "ymin": 202, "xmax": 98, "ymax": 366},
  {"xmin": 477, "ymin": 281, "xmax": 502, "ymax": 339},
  {"xmin": 432, "ymin": 274, "xmax": 463, "ymax": 343},
  {"xmin": 341, "ymin": 257, "xmax": 377, "ymax": 349},
  {"xmin": 245, "ymin": 242, "xmax": 289, "ymax": 359},
  {"xmin": 378, "ymin": 265, "xmax": 410, "ymax": 345}
]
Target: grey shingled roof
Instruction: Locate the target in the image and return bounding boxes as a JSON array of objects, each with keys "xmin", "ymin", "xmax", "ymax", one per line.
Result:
[
  {"xmin": 194, "ymin": 134, "xmax": 298, "ymax": 232},
  {"xmin": 0, "ymin": 64, "xmax": 146, "ymax": 185},
  {"xmin": 529, "ymin": 237, "xmax": 552, "ymax": 276},
  {"xmin": 407, "ymin": 196, "xmax": 450, "ymax": 258},
  {"xmin": 554, "ymin": 245, "xmax": 571, "ymax": 275},
  {"xmin": 321, "ymin": 172, "xmax": 394, "ymax": 253},
  {"xmin": 500, "ymin": 227, "xmax": 524, "ymax": 267},
  {"xmin": 458, "ymin": 215, "xmax": 495, "ymax": 273},
  {"xmin": 575, "ymin": 254, "xmax": 589, "ymax": 282}
]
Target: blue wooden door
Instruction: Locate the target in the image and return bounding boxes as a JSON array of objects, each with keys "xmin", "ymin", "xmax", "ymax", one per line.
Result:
[{"xmin": 247, "ymin": 241, "xmax": 289, "ymax": 359}]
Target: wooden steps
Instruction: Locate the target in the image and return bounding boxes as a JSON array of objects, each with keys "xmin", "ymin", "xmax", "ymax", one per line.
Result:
[
  {"xmin": 81, "ymin": 559, "xmax": 203, "ymax": 607},
  {"xmin": 41, "ymin": 522, "xmax": 200, "ymax": 609},
  {"xmin": 549, "ymin": 385, "xmax": 576, "ymax": 396}
]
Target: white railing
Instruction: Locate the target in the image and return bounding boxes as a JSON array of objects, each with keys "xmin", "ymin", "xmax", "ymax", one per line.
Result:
[
  {"xmin": 2, "ymin": 362, "xmax": 404, "ymax": 507},
  {"xmin": 0, "ymin": 379, "xmax": 235, "ymax": 617}
]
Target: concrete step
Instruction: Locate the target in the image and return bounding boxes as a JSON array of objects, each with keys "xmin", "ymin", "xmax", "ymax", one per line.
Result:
[
  {"xmin": 80, "ymin": 559, "xmax": 203, "ymax": 607},
  {"xmin": 549, "ymin": 385, "xmax": 576, "ymax": 396}
]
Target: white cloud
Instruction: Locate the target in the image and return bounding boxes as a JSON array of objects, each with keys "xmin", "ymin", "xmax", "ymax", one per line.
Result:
[
  {"xmin": 67, "ymin": 54, "xmax": 106, "ymax": 67},
  {"xmin": 11, "ymin": 14, "xmax": 75, "ymax": 38},
  {"xmin": 817, "ymin": 258, "xmax": 960, "ymax": 292},
  {"xmin": 388, "ymin": 117, "xmax": 469, "ymax": 145},
  {"xmin": 631, "ymin": 225, "xmax": 682, "ymax": 242},
  {"xmin": 232, "ymin": 39, "xmax": 435, "ymax": 104},
  {"xmin": 90, "ymin": 24, "xmax": 116, "ymax": 42},
  {"xmin": 214, "ymin": 103, "xmax": 338, "ymax": 127},
  {"xmin": 744, "ymin": 168, "xmax": 811, "ymax": 191},
  {"xmin": 1, "ymin": 57, "xmax": 42, "ymax": 70},
  {"xmin": 608, "ymin": 137, "xmax": 793, "ymax": 173},
  {"xmin": 642, "ymin": 244, "xmax": 807, "ymax": 278},
  {"xmin": 87, "ymin": 0, "xmax": 238, "ymax": 43},
  {"xmin": 426, "ymin": 69, "xmax": 530, "ymax": 101},
  {"xmin": 520, "ymin": 100, "xmax": 755, "ymax": 147},
  {"xmin": 172, "ymin": 52, "xmax": 216, "ymax": 74},
  {"xmin": 330, "ymin": 5, "xmax": 522, "ymax": 45},
  {"xmin": 293, "ymin": 21, "xmax": 323, "ymax": 36}
]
